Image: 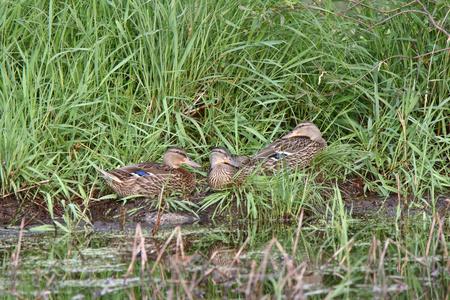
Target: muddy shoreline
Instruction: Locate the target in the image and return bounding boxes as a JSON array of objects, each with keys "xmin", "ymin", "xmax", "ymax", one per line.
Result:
[{"xmin": 2, "ymin": 179, "xmax": 449, "ymax": 229}]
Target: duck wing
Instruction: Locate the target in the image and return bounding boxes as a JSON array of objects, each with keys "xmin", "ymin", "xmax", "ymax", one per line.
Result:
[
  {"xmin": 100, "ymin": 162, "xmax": 176, "ymax": 183},
  {"xmin": 254, "ymin": 137, "xmax": 313, "ymax": 159}
]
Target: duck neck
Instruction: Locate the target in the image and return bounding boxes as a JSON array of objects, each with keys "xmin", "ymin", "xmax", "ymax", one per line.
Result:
[{"xmin": 177, "ymin": 167, "xmax": 194, "ymax": 181}]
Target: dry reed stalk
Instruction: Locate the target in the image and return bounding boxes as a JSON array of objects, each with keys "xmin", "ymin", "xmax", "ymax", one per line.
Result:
[
  {"xmin": 169, "ymin": 256, "xmax": 194, "ymax": 300},
  {"xmin": 189, "ymin": 269, "xmax": 200, "ymax": 295},
  {"xmin": 339, "ymin": 242, "xmax": 354, "ymax": 265},
  {"xmin": 292, "ymin": 208, "xmax": 304, "ymax": 264},
  {"xmin": 151, "ymin": 283, "xmax": 165, "ymax": 300},
  {"xmin": 324, "ymin": 237, "xmax": 355, "ymax": 268},
  {"xmin": 395, "ymin": 173, "xmax": 402, "ymax": 207},
  {"xmin": 34, "ymin": 274, "xmax": 56, "ymax": 300},
  {"xmin": 364, "ymin": 235, "xmax": 377, "ymax": 285},
  {"xmin": 255, "ymin": 238, "xmax": 276, "ymax": 299},
  {"xmin": 280, "ymin": 261, "xmax": 310, "ymax": 295},
  {"xmin": 175, "ymin": 227, "xmax": 185, "ymax": 261},
  {"xmin": 124, "ymin": 223, "xmax": 148, "ymax": 283},
  {"xmin": 435, "ymin": 213, "xmax": 449, "ymax": 260},
  {"xmin": 1, "ymin": 179, "xmax": 52, "ymax": 198},
  {"xmin": 125, "ymin": 287, "xmax": 136, "ymax": 300},
  {"xmin": 290, "ymin": 262, "xmax": 308, "ymax": 298},
  {"xmin": 424, "ymin": 214, "xmax": 436, "ymax": 277},
  {"xmin": 230, "ymin": 237, "xmax": 250, "ymax": 268},
  {"xmin": 153, "ymin": 185, "xmax": 167, "ymax": 234},
  {"xmin": 9, "ymin": 219, "xmax": 26, "ymax": 280},
  {"xmin": 35, "ymin": 268, "xmax": 50, "ymax": 281},
  {"xmin": 151, "ymin": 227, "xmax": 182, "ymax": 275},
  {"xmin": 382, "ymin": 238, "xmax": 427, "ymax": 267},
  {"xmin": 246, "ymin": 260, "xmax": 257, "ymax": 299},
  {"xmin": 254, "ymin": 237, "xmax": 292, "ymax": 298}
]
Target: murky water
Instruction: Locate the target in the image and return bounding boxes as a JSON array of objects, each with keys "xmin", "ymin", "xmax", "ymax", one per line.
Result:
[{"xmin": 1, "ymin": 212, "xmax": 449, "ymax": 299}]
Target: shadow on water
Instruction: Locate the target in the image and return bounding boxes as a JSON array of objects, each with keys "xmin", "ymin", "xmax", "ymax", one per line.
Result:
[{"xmin": 1, "ymin": 205, "xmax": 450, "ymax": 299}]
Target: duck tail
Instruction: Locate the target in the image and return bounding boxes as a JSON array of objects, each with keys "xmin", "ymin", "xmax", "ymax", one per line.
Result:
[{"xmin": 96, "ymin": 169, "xmax": 122, "ymax": 183}]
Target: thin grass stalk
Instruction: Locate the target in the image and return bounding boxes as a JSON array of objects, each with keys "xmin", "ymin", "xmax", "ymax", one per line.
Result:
[
  {"xmin": 12, "ymin": 219, "xmax": 25, "ymax": 280},
  {"xmin": 169, "ymin": 256, "xmax": 194, "ymax": 300},
  {"xmin": 124, "ymin": 223, "xmax": 148, "ymax": 283},
  {"xmin": 292, "ymin": 208, "xmax": 304, "ymax": 264},
  {"xmin": 151, "ymin": 226, "xmax": 181, "ymax": 275}
]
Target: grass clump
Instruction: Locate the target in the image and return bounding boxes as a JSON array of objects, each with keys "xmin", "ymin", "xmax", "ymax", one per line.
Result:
[{"xmin": 0, "ymin": 0, "xmax": 449, "ymax": 224}]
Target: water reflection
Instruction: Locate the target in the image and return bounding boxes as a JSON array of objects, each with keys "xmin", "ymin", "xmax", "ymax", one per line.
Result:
[{"xmin": 1, "ymin": 215, "xmax": 449, "ymax": 299}]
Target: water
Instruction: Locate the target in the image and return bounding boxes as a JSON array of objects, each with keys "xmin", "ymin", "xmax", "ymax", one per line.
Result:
[{"xmin": 1, "ymin": 212, "xmax": 449, "ymax": 299}]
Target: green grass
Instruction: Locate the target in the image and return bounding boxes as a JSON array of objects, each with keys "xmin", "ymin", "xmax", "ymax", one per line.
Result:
[{"xmin": 0, "ymin": 0, "xmax": 449, "ymax": 224}]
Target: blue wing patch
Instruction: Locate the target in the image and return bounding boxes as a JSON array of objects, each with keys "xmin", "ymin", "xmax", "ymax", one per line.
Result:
[
  {"xmin": 274, "ymin": 153, "xmax": 289, "ymax": 159},
  {"xmin": 134, "ymin": 170, "xmax": 148, "ymax": 176}
]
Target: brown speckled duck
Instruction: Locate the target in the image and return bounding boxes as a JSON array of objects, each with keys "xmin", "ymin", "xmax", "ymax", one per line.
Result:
[
  {"xmin": 254, "ymin": 121, "xmax": 327, "ymax": 173},
  {"xmin": 97, "ymin": 147, "xmax": 201, "ymax": 197},
  {"xmin": 207, "ymin": 147, "xmax": 251, "ymax": 190}
]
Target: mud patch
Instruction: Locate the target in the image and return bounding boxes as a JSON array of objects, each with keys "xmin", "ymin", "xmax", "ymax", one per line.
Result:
[
  {"xmin": 2, "ymin": 180, "xmax": 449, "ymax": 229},
  {"xmin": 346, "ymin": 194, "xmax": 450, "ymax": 216}
]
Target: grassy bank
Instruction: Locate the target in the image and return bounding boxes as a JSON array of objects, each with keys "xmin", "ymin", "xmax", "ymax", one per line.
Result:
[{"xmin": 1, "ymin": 0, "xmax": 449, "ymax": 223}]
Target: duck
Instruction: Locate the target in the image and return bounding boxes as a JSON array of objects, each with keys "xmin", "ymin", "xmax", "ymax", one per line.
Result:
[
  {"xmin": 254, "ymin": 121, "xmax": 327, "ymax": 173},
  {"xmin": 97, "ymin": 147, "xmax": 202, "ymax": 197},
  {"xmin": 208, "ymin": 241, "xmax": 241, "ymax": 284},
  {"xmin": 207, "ymin": 147, "xmax": 251, "ymax": 190}
]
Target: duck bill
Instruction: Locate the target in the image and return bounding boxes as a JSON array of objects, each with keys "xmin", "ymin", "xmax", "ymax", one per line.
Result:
[
  {"xmin": 283, "ymin": 127, "xmax": 310, "ymax": 139},
  {"xmin": 185, "ymin": 157, "xmax": 202, "ymax": 168},
  {"xmin": 282, "ymin": 131, "xmax": 298, "ymax": 139},
  {"xmin": 225, "ymin": 157, "xmax": 240, "ymax": 168}
]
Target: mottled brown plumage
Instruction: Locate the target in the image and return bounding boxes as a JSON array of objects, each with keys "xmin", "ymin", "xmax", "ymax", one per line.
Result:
[
  {"xmin": 254, "ymin": 121, "xmax": 327, "ymax": 173},
  {"xmin": 207, "ymin": 147, "xmax": 250, "ymax": 190},
  {"xmin": 97, "ymin": 147, "xmax": 201, "ymax": 197},
  {"xmin": 208, "ymin": 241, "xmax": 240, "ymax": 283}
]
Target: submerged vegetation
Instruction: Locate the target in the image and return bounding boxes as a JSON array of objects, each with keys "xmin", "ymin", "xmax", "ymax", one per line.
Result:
[{"xmin": 2, "ymin": 212, "xmax": 450, "ymax": 299}]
